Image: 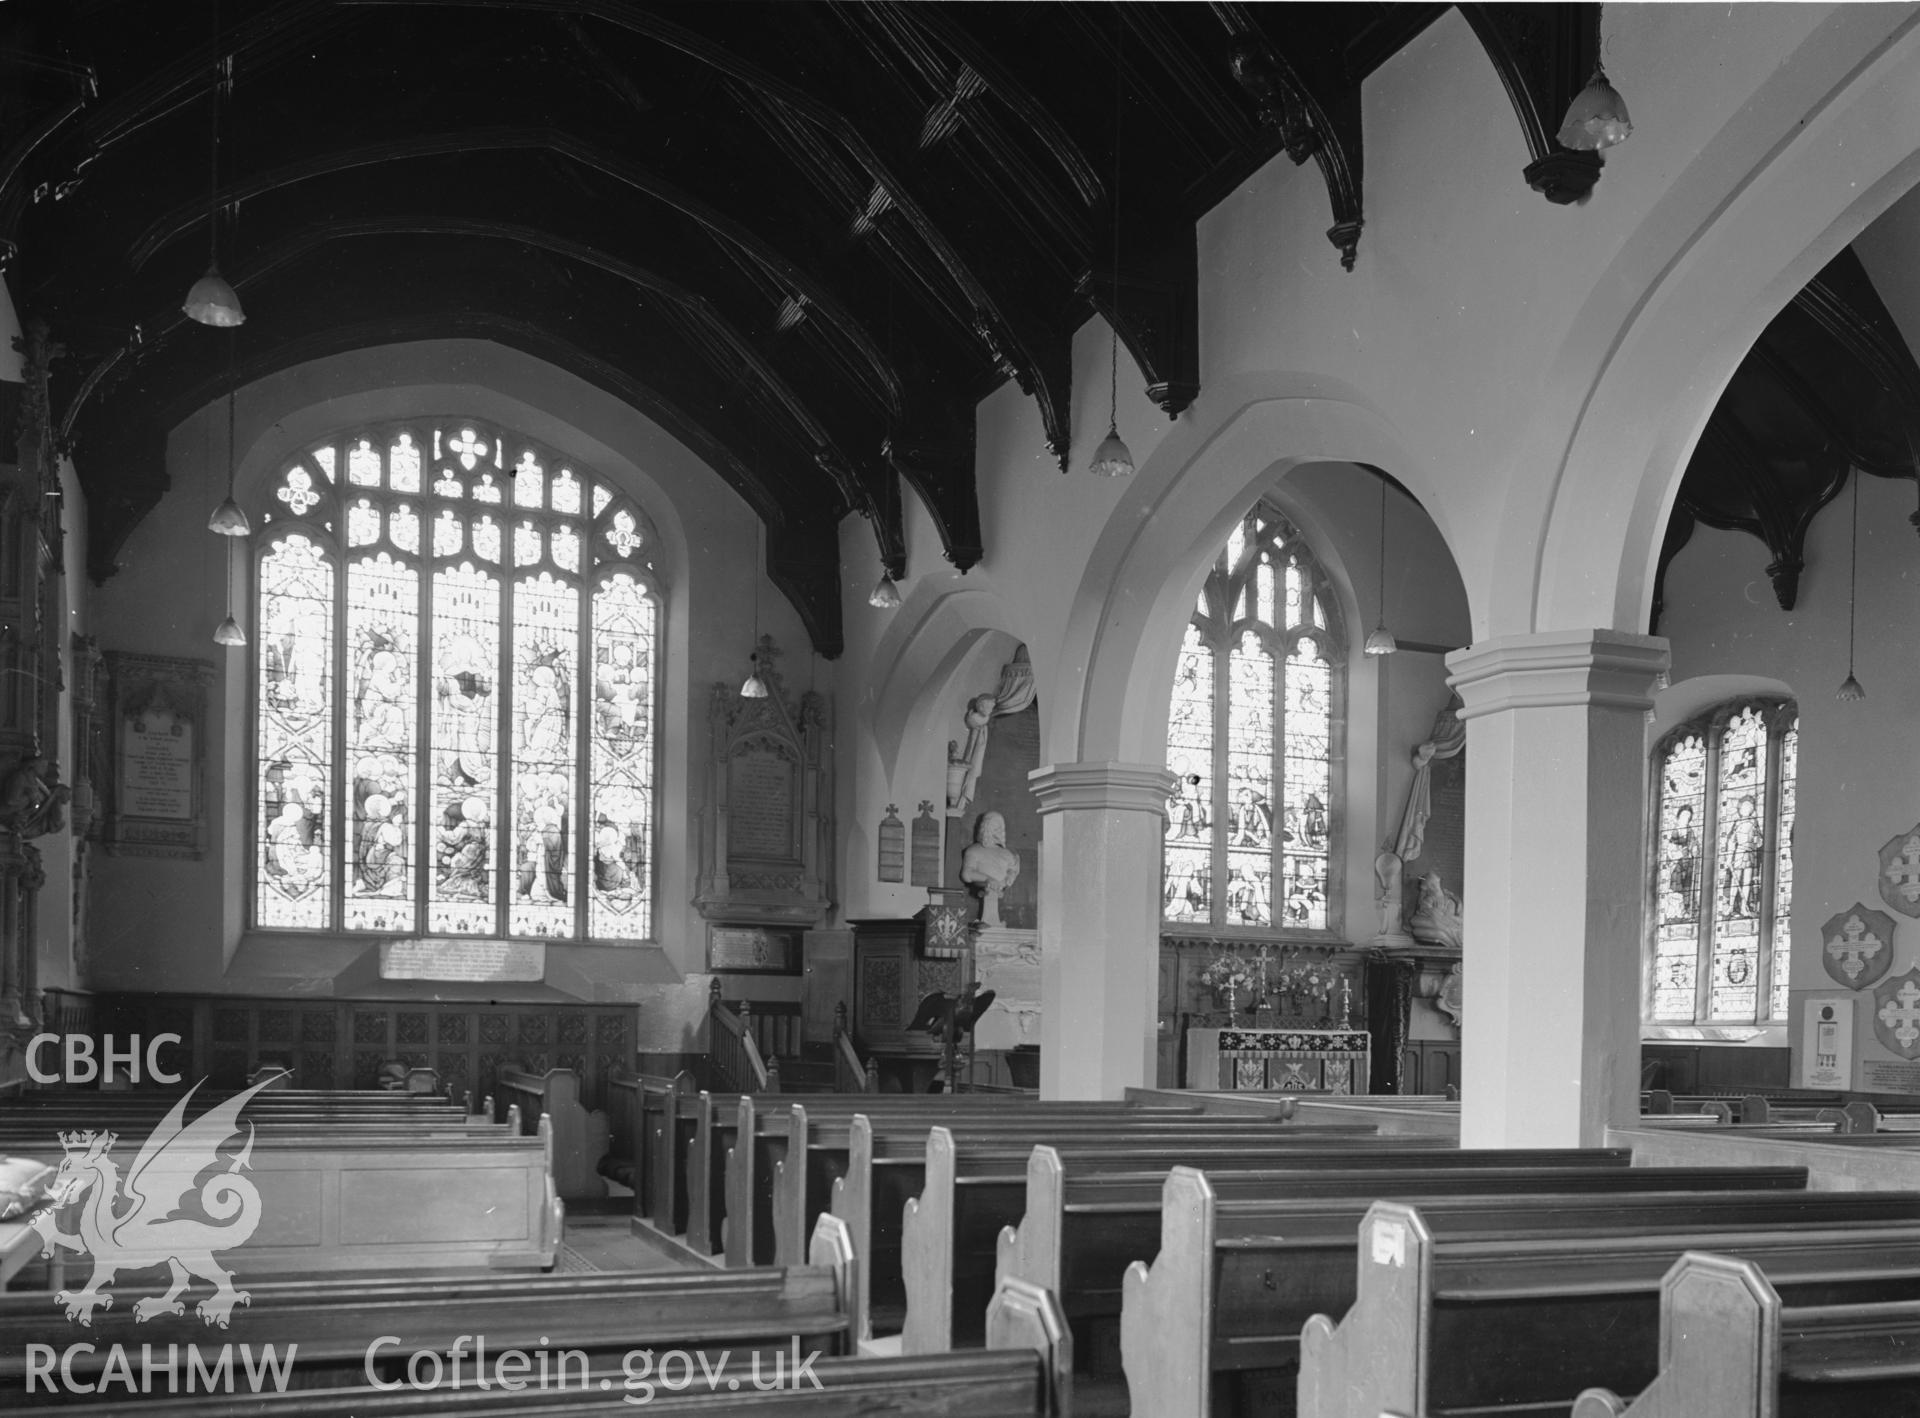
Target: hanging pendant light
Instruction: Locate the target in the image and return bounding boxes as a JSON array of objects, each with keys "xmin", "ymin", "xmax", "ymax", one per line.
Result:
[
  {"xmin": 207, "ymin": 373, "xmax": 250, "ymax": 535},
  {"xmin": 185, "ymin": 44, "xmax": 245, "ymax": 327},
  {"xmin": 1557, "ymin": 64, "xmax": 1633, "ymax": 152},
  {"xmin": 868, "ymin": 570, "xmax": 902, "ymax": 609},
  {"xmin": 1837, "ymin": 467, "xmax": 1865, "ymax": 701},
  {"xmin": 1088, "ymin": 11, "xmax": 1134, "ymax": 479},
  {"xmin": 213, "ymin": 538, "xmax": 246, "ymax": 647},
  {"xmin": 741, "ymin": 516, "xmax": 769, "ymax": 697},
  {"xmin": 1364, "ymin": 472, "xmax": 1398, "ymax": 656}
]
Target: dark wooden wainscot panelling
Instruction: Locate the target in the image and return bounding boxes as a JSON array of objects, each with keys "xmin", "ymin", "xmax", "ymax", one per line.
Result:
[{"xmin": 76, "ymin": 994, "xmax": 633, "ymax": 1106}]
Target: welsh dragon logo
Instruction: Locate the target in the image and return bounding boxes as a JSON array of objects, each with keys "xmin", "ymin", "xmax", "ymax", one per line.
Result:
[{"xmin": 28, "ymin": 1075, "xmax": 272, "ymax": 1328}]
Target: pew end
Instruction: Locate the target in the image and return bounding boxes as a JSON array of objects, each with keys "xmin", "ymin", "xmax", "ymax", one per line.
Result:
[
  {"xmin": 1296, "ymin": 1199, "xmax": 1434, "ymax": 1418},
  {"xmin": 1118, "ymin": 1165, "xmax": 1215, "ymax": 1418},
  {"xmin": 1569, "ymin": 1252, "xmax": 1778, "ymax": 1418},
  {"xmin": 809, "ymin": 1211, "xmax": 859, "ymax": 1359},
  {"xmin": 901, "ymin": 1125, "xmax": 958, "ymax": 1355},
  {"xmin": 987, "ymin": 1275, "xmax": 1074, "ymax": 1418}
]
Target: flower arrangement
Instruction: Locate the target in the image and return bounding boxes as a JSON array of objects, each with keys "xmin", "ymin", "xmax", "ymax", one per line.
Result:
[
  {"xmin": 1199, "ymin": 952, "xmax": 1256, "ymax": 1011},
  {"xmin": 1272, "ymin": 961, "xmax": 1334, "ymax": 1001}
]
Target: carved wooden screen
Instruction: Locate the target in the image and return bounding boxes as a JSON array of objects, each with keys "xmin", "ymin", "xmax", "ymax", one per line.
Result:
[
  {"xmin": 1163, "ymin": 500, "xmax": 1344, "ymax": 935},
  {"xmin": 253, "ymin": 422, "xmax": 662, "ymax": 943},
  {"xmin": 1650, "ymin": 700, "xmax": 1796, "ymax": 1025}
]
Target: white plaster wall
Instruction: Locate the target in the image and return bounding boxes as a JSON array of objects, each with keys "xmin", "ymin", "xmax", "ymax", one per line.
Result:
[
  {"xmin": 84, "ymin": 340, "xmax": 802, "ymax": 1047},
  {"xmin": 1658, "ymin": 474, "xmax": 1920, "ymax": 1084}
]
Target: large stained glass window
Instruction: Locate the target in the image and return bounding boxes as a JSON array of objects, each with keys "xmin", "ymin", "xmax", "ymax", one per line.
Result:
[
  {"xmin": 254, "ymin": 421, "xmax": 662, "ymax": 942},
  {"xmin": 1163, "ymin": 501, "xmax": 1342, "ymax": 934},
  {"xmin": 1650, "ymin": 700, "xmax": 1795, "ymax": 1025}
]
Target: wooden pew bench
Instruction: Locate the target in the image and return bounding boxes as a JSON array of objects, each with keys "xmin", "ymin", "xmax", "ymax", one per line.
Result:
[
  {"xmin": 0, "ymin": 1216, "xmax": 858, "ymax": 1397},
  {"xmin": 698, "ymin": 1094, "xmax": 1211, "ymax": 1262},
  {"xmin": 980, "ymin": 1151, "xmax": 1808, "ymax": 1372},
  {"xmin": 9, "ymin": 1221, "xmax": 1074, "ymax": 1418},
  {"xmin": 10, "ymin": 1119, "xmax": 560, "ymax": 1279},
  {"xmin": 496, "ymin": 1065, "xmax": 607, "ymax": 1203},
  {"xmin": 1572, "ymin": 1250, "xmax": 1920, "ymax": 1418},
  {"xmin": 16, "ymin": 1352, "xmax": 1060, "ymax": 1417},
  {"xmin": 836, "ymin": 1123, "xmax": 1483, "ymax": 1346},
  {"xmin": 1295, "ymin": 1196, "xmax": 1920, "ymax": 1418},
  {"xmin": 805, "ymin": 1114, "xmax": 1405, "ymax": 1317}
]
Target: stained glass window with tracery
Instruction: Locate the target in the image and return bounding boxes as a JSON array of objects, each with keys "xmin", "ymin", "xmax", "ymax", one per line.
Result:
[
  {"xmin": 1163, "ymin": 501, "xmax": 1343, "ymax": 934},
  {"xmin": 254, "ymin": 420, "xmax": 662, "ymax": 942},
  {"xmin": 1650, "ymin": 700, "xmax": 1795, "ymax": 1026}
]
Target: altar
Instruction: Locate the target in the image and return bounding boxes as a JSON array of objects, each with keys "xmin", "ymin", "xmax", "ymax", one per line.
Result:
[{"xmin": 1185, "ymin": 1026, "xmax": 1371, "ymax": 1093}]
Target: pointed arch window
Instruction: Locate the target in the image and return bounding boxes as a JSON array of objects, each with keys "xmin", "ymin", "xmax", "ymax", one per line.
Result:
[
  {"xmin": 252, "ymin": 421, "xmax": 662, "ymax": 942},
  {"xmin": 1649, "ymin": 700, "xmax": 1796, "ymax": 1025},
  {"xmin": 1163, "ymin": 501, "xmax": 1345, "ymax": 934}
]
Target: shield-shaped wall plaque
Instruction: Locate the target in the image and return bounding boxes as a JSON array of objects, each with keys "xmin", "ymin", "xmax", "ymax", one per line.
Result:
[
  {"xmin": 1872, "ymin": 966, "xmax": 1920, "ymax": 1060},
  {"xmin": 1880, "ymin": 825, "xmax": 1920, "ymax": 918},
  {"xmin": 1822, "ymin": 903, "xmax": 1895, "ymax": 989}
]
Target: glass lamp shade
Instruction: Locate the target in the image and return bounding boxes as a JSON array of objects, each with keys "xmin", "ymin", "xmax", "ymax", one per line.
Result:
[
  {"xmin": 207, "ymin": 495, "xmax": 252, "ymax": 536},
  {"xmin": 1089, "ymin": 425, "xmax": 1135, "ymax": 478},
  {"xmin": 868, "ymin": 573, "xmax": 902, "ymax": 609},
  {"xmin": 183, "ymin": 264, "xmax": 247, "ymax": 327},
  {"xmin": 1836, "ymin": 672, "xmax": 1866, "ymax": 702},
  {"xmin": 1556, "ymin": 71, "xmax": 1633, "ymax": 151},
  {"xmin": 740, "ymin": 663, "xmax": 770, "ymax": 699},
  {"xmin": 213, "ymin": 613, "xmax": 247, "ymax": 647},
  {"xmin": 1363, "ymin": 624, "xmax": 1399, "ymax": 657}
]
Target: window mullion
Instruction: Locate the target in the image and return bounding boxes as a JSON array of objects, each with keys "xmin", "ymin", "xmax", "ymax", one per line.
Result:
[
  {"xmin": 497, "ymin": 529, "xmax": 516, "ymax": 939},
  {"xmin": 330, "ymin": 509, "xmax": 349, "ymax": 934},
  {"xmin": 413, "ymin": 510, "xmax": 433, "ymax": 936},
  {"xmin": 1270, "ymin": 624, "xmax": 1285, "ymax": 934},
  {"xmin": 1756, "ymin": 718, "xmax": 1785, "ymax": 1023},
  {"xmin": 574, "ymin": 541, "xmax": 592, "ymax": 940},
  {"xmin": 1695, "ymin": 726, "xmax": 1723, "ymax": 1023},
  {"xmin": 1210, "ymin": 615, "xmax": 1229, "ymax": 928}
]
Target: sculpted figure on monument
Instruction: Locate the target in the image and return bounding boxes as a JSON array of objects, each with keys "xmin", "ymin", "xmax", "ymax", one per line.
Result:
[
  {"xmin": 0, "ymin": 753, "xmax": 69, "ymax": 840},
  {"xmin": 960, "ymin": 810, "xmax": 1021, "ymax": 928},
  {"xmin": 1408, "ymin": 871, "xmax": 1463, "ymax": 951}
]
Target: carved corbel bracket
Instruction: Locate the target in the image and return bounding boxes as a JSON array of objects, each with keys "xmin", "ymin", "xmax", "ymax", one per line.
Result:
[
  {"xmin": 1225, "ymin": 35, "xmax": 1366, "ymax": 269},
  {"xmin": 1079, "ymin": 228, "xmax": 1201, "ymax": 420},
  {"xmin": 1458, "ymin": 3, "xmax": 1607, "ymax": 206},
  {"xmin": 765, "ymin": 511, "xmax": 846, "ymax": 661},
  {"xmin": 885, "ymin": 390, "xmax": 983, "ymax": 572}
]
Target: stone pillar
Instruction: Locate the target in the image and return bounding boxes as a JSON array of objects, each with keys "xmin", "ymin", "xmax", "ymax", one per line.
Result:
[
  {"xmin": 1029, "ymin": 762, "xmax": 1174, "ymax": 1099},
  {"xmin": 1446, "ymin": 630, "xmax": 1668, "ymax": 1148}
]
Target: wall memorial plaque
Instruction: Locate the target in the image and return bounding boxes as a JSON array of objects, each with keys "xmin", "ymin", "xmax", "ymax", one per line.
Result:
[
  {"xmin": 103, "ymin": 652, "xmax": 215, "ymax": 859},
  {"xmin": 910, "ymin": 801, "xmax": 941, "ymax": 887},
  {"xmin": 878, "ymin": 804, "xmax": 905, "ymax": 882},
  {"xmin": 728, "ymin": 746, "xmax": 797, "ymax": 860},
  {"xmin": 694, "ymin": 636, "xmax": 833, "ymax": 929},
  {"xmin": 708, "ymin": 925, "xmax": 799, "ymax": 974},
  {"xmin": 381, "ymin": 938, "xmax": 547, "ymax": 983}
]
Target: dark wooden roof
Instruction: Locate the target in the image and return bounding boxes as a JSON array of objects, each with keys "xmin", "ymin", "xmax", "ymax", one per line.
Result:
[{"xmin": 5, "ymin": 2, "xmax": 1648, "ymax": 654}]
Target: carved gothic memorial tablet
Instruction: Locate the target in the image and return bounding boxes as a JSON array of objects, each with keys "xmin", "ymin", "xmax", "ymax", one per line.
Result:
[
  {"xmin": 103, "ymin": 651, "xmax": 215, "ymax": 859},
  {"xmin": 729, "ymin": 746, "xmax": 796, "ymax": 859},
  {"xmin": 123, "ymin": 709, "xmax": 193, "ymax": 820}
]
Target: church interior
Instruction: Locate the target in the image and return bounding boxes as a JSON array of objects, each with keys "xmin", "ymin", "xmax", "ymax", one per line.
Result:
[{"xmin": 5, "ymin": 2, "xmax": 1920, "ymax": 1413}]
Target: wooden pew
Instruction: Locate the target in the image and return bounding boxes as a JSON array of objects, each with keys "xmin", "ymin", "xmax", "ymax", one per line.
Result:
[
  {"xmin": 1570, "ymin": 1250, "xmax": 1920, "ymax": 1418},
  {"xmin": 10, "ymin": 1218, "xmax": 1074, "ymax": 1418},
  {"xmin": 12, "ymin": 1118, "xmax": 560, "ymax": 1279},
  {"xmin": 699, "ymin": 1094, "xmax": 1210, "ymax": 1262},
  {"xmin": 1295, "ymin": 1196, "xmax": 1920, "ymax": 1418},
  {"xmin": 978, "ymin": 1150, "xmax": 1809, "ymax": 1363},
  {"xmin": 839, "ymin": 1122, "xmax": 1413, "ymax": 1339},
  {"xmin": 16, "ymin": 1353, "xmax": 1060, "ymax": 1417},
  {"xmin": 496, "ymin": 1065, "xmax": 607, "ymax": 1203},
  {"xmin": 1, "ymin": 1214, "xmax": 857, "ymax": 1395}
]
